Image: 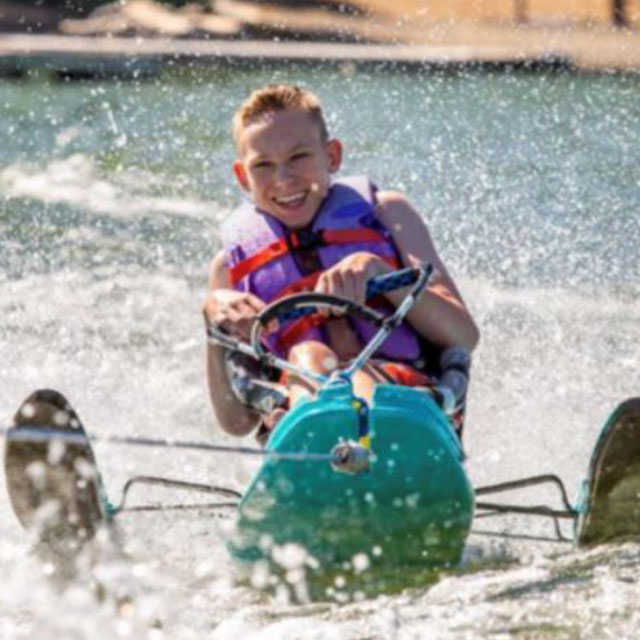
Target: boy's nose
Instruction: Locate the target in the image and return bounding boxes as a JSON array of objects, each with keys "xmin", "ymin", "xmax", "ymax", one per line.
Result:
[{"xmin": 275, "ymin": 163, "xmax": 294, "ymax": 182}]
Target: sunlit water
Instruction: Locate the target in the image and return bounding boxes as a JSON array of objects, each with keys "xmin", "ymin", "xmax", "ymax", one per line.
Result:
[{"xmin": 1, "ymin": 66, "xmax": 640, "ymax": 638}]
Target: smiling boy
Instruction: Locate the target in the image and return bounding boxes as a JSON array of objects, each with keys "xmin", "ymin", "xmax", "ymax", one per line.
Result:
[{"xmin": 203, "ymin": 84, "xmax": 479, "ymax": 441}]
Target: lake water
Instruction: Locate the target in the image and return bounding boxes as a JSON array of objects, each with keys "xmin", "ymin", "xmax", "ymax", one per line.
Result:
[{"xmin": 1, "ymin": 65, "xmax": 640, "ymax": 638}]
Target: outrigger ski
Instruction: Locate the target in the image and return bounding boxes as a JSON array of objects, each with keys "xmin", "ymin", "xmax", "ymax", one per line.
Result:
[
  {"xmin": 4, "ymin": 389, "xmax": 109, "ymax": 556},
  {"xmin": 3, "ymin": 265, "xmax": 640, "ymax": 586},
  {"xmin": 575, "ymin": 397, "xmax": 640, "ymax": 546}
]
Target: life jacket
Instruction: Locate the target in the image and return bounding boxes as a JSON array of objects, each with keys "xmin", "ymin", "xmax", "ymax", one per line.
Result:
[{"xmin": 220, "ymin": 176, "xmax": 423, "ymax": 362}]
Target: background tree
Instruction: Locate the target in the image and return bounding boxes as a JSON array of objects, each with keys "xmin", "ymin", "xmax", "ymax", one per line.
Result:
[{"xmin": 612, "ymin": 0, "xmax": 628, "ymax": 27}]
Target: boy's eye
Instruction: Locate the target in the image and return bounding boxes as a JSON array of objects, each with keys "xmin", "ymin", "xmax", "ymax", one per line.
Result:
[
  {"xmin": 291, "ymin": 152, "xmax": 310, "ymax": 161},
  {"xmin": 252, "ymin": 160, "xmax": 272, "ymax": 170}
]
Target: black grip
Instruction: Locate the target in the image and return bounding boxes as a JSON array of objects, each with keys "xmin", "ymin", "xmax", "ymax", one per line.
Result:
[{"xmin": 365, "ymin": 266, "xmax": 421, "ymax": 299}]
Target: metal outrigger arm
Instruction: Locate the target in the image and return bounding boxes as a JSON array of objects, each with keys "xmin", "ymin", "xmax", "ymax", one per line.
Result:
[{"xmin": 473, "ymin": 474, "xmax": 578, "ymax": 543}]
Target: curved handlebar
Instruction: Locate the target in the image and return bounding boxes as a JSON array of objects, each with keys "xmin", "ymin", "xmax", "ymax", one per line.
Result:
[{"xmin": 257, "ymin": 265, "xmax": 427, "ymax": 330}]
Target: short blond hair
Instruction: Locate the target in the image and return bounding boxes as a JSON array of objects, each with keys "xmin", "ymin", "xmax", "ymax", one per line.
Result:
[{"xmin": 232, "ymin": 84, "xmax": 328, "ymax": 147}]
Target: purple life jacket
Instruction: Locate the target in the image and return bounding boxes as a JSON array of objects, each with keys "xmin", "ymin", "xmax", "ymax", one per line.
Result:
[{"xmin": 220, "ymin": 176, "xmax": 422, "ymax": 361}]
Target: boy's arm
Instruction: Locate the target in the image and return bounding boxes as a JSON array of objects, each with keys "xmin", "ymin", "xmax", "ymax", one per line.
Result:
[
  {"xmin": 203, "ymin": 250, "xmax": 262, "ymax": 437},
  {"xmin": 376, "ymin": 191, "xmax": 480, "ymax": 351}
]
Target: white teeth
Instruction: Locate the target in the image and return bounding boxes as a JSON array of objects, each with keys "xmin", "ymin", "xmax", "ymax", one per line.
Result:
[{"xmin": 275, "ymin": 192, "xmax": 305, "ymax": 204}]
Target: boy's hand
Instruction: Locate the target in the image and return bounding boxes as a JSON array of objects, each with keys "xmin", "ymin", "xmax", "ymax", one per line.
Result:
[
  {"xmin": 314, "ymin": 252, "xmax": 390, "ymax": 305},
  {"xmin": 203, "ymin": 289, "xmax": 265, "ymax": 342}
]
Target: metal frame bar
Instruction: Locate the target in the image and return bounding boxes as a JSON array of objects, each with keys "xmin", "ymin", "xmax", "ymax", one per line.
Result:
[
  {"xmin": 111, "ymin": 475, "xmax": 242, "ymax": 514},
  {"xmin": 473, "ymin": 473, "xmax": 578, "ymax": 543},
  {"xmin": 118, "ymin": 502, "xmax": 238, "ymax": 514},
  {"xmin": 475, "ymin": 473, "xmax": 575, "ymax": 512}
]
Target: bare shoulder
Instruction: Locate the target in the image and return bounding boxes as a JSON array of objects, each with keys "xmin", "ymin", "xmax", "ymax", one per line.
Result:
[
  {"xmin": 376, "ymin": 190, "xmax": 418, "ymax": 216},
  {"xmin": 208, "ymin": 249, "xmax": 230, "ymax": 290},
  {"xmin": 375, "ymin": 190, "xmax": 433, "ymax": 236},
  {"xmin": 376, "ymin": 190, "xmax": 411, "ymax": 206},
  {"xmin": 375, "ymin": 190, "xmax": 436, "ymax": 253}
]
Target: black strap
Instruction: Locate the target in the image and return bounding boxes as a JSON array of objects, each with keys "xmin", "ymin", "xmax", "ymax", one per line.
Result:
[{"xmin": 285, "ymin": 227, "xmax": 324, "ymax": 275}]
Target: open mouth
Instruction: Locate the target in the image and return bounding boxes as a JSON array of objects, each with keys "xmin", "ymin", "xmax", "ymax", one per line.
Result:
[{"xmin": 273, "ymin": 191, "xmax": 307, "ymax": 209}]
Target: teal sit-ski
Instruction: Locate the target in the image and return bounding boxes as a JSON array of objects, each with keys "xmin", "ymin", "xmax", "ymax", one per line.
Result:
[{"xmin": 234, "ymin": 380, "xmax": 472, "ymax": 571}]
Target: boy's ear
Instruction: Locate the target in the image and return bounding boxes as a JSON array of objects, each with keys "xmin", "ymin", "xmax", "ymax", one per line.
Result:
[
  {"xmin": 326, "ymin": 139, "xmax": 342, "ymax": 173},
  {"xmin": 233, "ymin": 160, "xmax": 250, "ymax": 192}
]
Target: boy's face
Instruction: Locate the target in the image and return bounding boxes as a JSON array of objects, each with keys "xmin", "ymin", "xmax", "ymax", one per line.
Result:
[{"xmin": 233, "ymin": 109, "xmax": 342, "ymax": 229}]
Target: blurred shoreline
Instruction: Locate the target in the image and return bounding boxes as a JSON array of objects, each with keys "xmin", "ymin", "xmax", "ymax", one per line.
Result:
[{"xmin": 1, "ymin": 0, "xmax": 640, "ymax": 77}]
